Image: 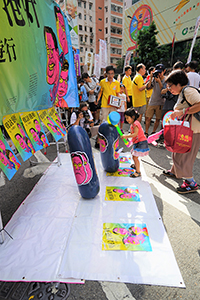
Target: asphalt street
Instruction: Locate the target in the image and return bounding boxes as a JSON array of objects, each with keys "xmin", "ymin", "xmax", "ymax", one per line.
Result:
[{"xmin": 0, "ymin": 121, "xmax": 200, "ymax": 300}]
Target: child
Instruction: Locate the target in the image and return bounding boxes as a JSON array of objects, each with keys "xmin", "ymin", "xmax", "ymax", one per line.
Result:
[
  {"xmin": 117, "ymin": 84, "xmax": 127, "ymax": 130},
  {"xmin": 122, "ymin": 108, "xmax": 149, "ymax": 178}
]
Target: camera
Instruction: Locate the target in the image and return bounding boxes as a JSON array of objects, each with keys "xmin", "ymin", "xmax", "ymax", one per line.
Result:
[{"xmin": 153, "ymin": 70, "xmax": 160, "ymax": 78}]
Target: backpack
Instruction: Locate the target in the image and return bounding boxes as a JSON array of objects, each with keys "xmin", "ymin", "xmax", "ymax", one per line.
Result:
[{"xmin": 181, "ymin": 86, "xmax": 200, "ymax": 122}]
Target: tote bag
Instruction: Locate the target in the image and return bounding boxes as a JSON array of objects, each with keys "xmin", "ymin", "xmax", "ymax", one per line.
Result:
[{"xmin": 164, "ymin": 114, "xmax": 193, "ymax": 153}]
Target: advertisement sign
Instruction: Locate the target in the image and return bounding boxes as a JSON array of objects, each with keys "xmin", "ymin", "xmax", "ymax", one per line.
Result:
[
  {"xmin": 123, "ymin": 0, "xmax": 200, "ymax": 52},
  {"xmin": 85, "ymin": 51, "xmax": 93, "ymax": 76}
]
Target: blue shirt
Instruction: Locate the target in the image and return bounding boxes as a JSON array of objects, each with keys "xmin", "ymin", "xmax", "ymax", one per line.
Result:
[{"xmin": 80, "ymin": 85, "xmax": 88, "ymax": 102}]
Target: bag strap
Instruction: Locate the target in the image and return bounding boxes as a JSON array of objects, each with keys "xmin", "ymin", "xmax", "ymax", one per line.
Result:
[
  {"xmin": 181, "ymin": 86, "xmax": 200, "ymax": 106},
  {"xmin": 181, "ymin": 107, "xmax": 192, "ymax": 128}
]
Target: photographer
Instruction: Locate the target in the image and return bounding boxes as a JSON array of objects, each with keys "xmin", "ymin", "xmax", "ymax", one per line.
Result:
[
  {"xmin": 70, "ymin": 102, "xmax": 99, "ymax": 138},
  {"xmin": 145, "ymin": 64, "xmax": 166, "ymax": 137},
  {"xmin": 82, "ymin": 73, "xmax": 101, "ymax": 124}
]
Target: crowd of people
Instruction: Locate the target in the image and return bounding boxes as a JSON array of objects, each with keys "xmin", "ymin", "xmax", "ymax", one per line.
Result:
[{"xmin": 66, "ymin": 60, "xmax": 200, "ymax": 194}]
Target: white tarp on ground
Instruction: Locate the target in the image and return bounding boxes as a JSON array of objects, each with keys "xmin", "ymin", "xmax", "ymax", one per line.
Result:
[{"xmin": 0, "ymin": 153, "xmax": 185, "ymax": 287}]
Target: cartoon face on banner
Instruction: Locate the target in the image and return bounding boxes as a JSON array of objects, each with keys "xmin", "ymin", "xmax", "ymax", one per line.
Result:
[
  {"xmin": 3, "ymin": 114, "xmax": 35, "ymax": 161},
  {"xmin": 56, "ymin": 59, "xmax": 69, "ymax": 107},
  {"xmin": 44, "ymin": 26, "xmax": 60, "ymax": 101},
  {"xmin": 113, "ymin": 188, "xmax": 138, "ymax": 200},
  {"xmin": 20, "ymin": 112, "xmax": 49, "ymax": 152},
  {"xmin": 48, "ymin": 107, "xmax": 66, "ymax": 136},
  {"xmin": 98, "ymin": 132, "xmax": 108, "ymax": 153},
  {"xmin": 71, "ymin": 151, "xmax": 93, "ymax": 185},
  {"xmin": 55, "ymin": 6, "xmax": 69, "ymax": 56},
  {"xmin": 0, "ymin": 131, "xmax": 21, "ymax": 180},
  {"xmin": 119, "ymin": 156, "xmax": 132, "ymax": 164},
  {"xmin": 113, "ymin": 138, "xmax": 119, "ymax": 160}
]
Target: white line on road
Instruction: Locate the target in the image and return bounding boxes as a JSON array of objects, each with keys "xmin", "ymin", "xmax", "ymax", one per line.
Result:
[
  {"xmin": 0, "ymin": 171, "xmax": 5, "ymax": 187},
  {"xmin": 100, "ymin": 281, "xmax": 137, "ymax": 300}
]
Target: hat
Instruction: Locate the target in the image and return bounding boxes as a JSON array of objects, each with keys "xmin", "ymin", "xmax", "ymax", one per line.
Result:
[{"xmin": 155, "ymin": 64, "xmax": 165, "ymax": 73}]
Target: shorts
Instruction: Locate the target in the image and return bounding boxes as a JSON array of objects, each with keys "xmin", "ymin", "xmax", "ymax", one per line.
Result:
[
  {"xmin": 100, "ymin": 107, "xmax": 117, "ymax": 123},
  {"xmin": 146, "ymin": 105, "xmax": 163, "ymax": 120},
  {"xmin": 89, "ymin": 102, "xmax": 97, "ymax": 112},
  {"xmin": 133, "ymin": 105, "xmax": 146, "ymax": 115}
]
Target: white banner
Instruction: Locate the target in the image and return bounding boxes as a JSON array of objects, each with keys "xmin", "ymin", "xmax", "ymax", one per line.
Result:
[
  {"xmin": 123, "ymin": 51, "xmax": 132, "ymax": 73},
  {"xmin": 94, "ymin": 54, "xmax": 100, "ymax": 79},
  {"xmin": 85, "ymin": 51, "xmax": 93, "ymax": 76},
  {"xmin": 99, "ymin": 39, "xmax": 107, "ymax": 69},
  {"xmin": 187, "ymin": 15, "xmax": 200, "ymax": 64},
  {"xmin": 66, "ymin": 0, "xmax": 79, "ymax": 49},
  {"xmin": 55, "ymin": 0, "xmax": 66, "ymax": 13}
]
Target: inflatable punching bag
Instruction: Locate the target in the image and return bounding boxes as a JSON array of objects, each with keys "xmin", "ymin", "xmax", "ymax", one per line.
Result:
[
  {"xmin": 67, "ymin": 125, "xmax": 100, "ymax": 199},
  {"xmin": 98, "ymin": 122, "xmax": 120, "ymax": 172}
]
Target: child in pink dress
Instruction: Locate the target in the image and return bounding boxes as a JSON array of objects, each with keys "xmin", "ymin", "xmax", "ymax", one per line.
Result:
[{"xmin": 122, "ymin": 108, "xmax": 149, "ymax": 177}]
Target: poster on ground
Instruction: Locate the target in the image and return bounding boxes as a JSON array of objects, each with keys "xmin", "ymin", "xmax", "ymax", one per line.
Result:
[
  {"xmin": 102, "ymin": 223, "xmax": 152, "ymax": 251},
  {"xmin": 105, "ymin": 186, "xmax": 140, "ymax": 202}
]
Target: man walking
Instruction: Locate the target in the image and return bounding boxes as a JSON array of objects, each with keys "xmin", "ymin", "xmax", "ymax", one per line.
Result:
[{"xmin": 122, "ymin": 65, "xmax": 133, "ymax": 109}]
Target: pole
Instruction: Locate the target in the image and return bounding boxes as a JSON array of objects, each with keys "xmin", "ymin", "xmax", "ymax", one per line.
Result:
[{"xmin": 170, "ymin": 33, "xmax": 176, "ymax": 67}]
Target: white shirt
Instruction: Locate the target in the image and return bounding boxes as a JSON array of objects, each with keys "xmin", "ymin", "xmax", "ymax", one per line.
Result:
[
  {"xmin": 187, "ymin": 72, "xmax": 200, "ymax": 89},
  {"xmin": 70, "ymin": 110, "xmax": 93, "ymax": 128}
]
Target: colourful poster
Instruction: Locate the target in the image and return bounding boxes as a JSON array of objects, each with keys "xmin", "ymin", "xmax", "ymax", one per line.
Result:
[
  {"xmin": 119, "ymin": 155, "xmax": 132, "ymax": 164},
  {"xmin": 0, "ymin": 130, "xmax": 21, "ymax": 180},
  {"xmin": 2, "ymin": 113, "xmax": 35, "ymax": 161},
  {"xmin": 102, "ymin": 223, "xmax": 152, "ymax": 251},
  {"xmin": 0, "ymin": 1, "xmax": 78, "ymax": 124},
  {"xmin": 37, "ymin": 109, "xmax": 64, "ymax": 142},
  {"xmin": 105, "ymin": 186, "xmax": 140, "ymax": 202},
  {"xmin": 48, "ymin": 107, "xmax": 66, "ymax": 136},
  {"xmin": 66, "ymin": 0, "xmax": 79, "ymax": 49},
  {"xmin": 107, "ymin": 168, "xmax": 134, "ymax": 177},
  {"xmin": 20, "ymin": 112, "xmax": 49, "ymax": 152}
]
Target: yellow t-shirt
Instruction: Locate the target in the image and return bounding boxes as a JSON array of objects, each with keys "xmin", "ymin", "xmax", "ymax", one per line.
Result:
[
  {"xmin": 132, "ymin": 73, "xmax": 146, "ymax": 107},
  {"xmin": 122, "ymin": 75, "xmax": 132, "ymax": 96},
  {"xmin": 100, "ymin": 78, "xmax": 120, "ymax": 108}
]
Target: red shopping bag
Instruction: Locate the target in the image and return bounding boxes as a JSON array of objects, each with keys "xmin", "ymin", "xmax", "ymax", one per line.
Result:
[{"xmin": 164, "ymin": 115, "xmax": 193, "ymax": 153}]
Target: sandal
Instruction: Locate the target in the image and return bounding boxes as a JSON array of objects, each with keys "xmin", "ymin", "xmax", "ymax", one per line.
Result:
[
  {"xmin": 130, "ymin": 164, "xmax": 136, "ymax": 169},
  {"xmin": 130, "ymin": 172, "xmax": 141, "ymax": 178},
  {"xmin": 145, "ymin": 132, "xmax": 149, "ymax": 138},
  {"xmin": 163, "ymin": 170, "xmax": 176, "ymax": 178}
]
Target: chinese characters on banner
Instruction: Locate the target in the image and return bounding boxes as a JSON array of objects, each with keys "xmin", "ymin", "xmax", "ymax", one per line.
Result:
[
  {"xmin": 85, "ymin": 51, "xmax": 93, "ymax": 76},
  {"xmin": 99, "ymin": 39, "xmax": 107, "ymax": 70},
  {"xmin": 94, "ymin": 54, "xmax": 100, "ymax": 79}
]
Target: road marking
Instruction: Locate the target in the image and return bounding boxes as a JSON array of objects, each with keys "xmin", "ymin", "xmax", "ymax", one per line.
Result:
[
  {"xmin": 23, "ymin": 151, "xmax": 51, "ymax": 178},
  {"xmin": 0, "ymin": 171, "xmax": 5, "ymax": 187},
  {"xmin": 100, "ymin": 282, "xmax": 136, "ymax": 300},
  {"xmin": 147, "ymin": 177, "xmax": 200, "ymax": 223}
]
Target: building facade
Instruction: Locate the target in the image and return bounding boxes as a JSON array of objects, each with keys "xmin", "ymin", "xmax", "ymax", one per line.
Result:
[{"xmin": 77, "ymin": 0, "xmax": 124, "ymax": 68}]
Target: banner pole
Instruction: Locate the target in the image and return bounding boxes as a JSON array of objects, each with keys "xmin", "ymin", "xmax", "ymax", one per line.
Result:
[{"xmin": 0, "ymin": 211, "xmax": 5, "ymax": 244}]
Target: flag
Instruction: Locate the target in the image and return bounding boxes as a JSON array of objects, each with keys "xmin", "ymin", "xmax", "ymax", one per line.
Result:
[
  {"xmin": 99, "ymin": 39, "xmax": 107, "ymax": 69},
  {"xmin": 187, "ymin": 15, "xmax": 200, "ymax": 64}
]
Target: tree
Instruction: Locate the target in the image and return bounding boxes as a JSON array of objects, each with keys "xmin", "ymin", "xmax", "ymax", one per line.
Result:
[{"xmin": 133, "ymin": 21, "xmax": 161, "ymax": 68}]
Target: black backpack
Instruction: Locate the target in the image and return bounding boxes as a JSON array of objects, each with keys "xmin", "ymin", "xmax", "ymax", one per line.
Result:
[{"xmin": 181, "ymin": 86, "xmax": 200, "ymax": 122}]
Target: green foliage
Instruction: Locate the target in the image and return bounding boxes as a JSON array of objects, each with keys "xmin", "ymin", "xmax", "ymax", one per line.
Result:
[{"xmin": 133, "ymin": 21, "xmax": 161, "ymax": 68}]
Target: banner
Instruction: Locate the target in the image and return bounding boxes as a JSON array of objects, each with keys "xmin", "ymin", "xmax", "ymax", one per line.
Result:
[
  {"xmin": 94, "ymin": 54, "xmax": 100, "ymax": 79},
  {"xmin": 3, "ymin": 113, "xmax": 35, "ymax": 161},
  {"xmin": 123, "ymin": 0, "xmax": 200, "ymax": 52},
  {"xmin": 55, "ymin": 0, "xmax": 66, "ymax": 13},
  {"xmin": 0, "ymin": 130, "xmax": 21, "ymax": 180},
  {"xmin": 0, "ymin": 1, "xmax": 79, "ymax": 124},
  {"xmin": 85, "ymin": 51, "xmax": 93, "ymax": 76},
  {"xmin": 123, "ymin": 51, "xmax": 132, "ymax": 73},
  {"xmin": 66, "ymin": 0, "xmax": 79, "ymax": 49},
  {"xmin": 99, "ymin": 39, "xmax": 107, "ymax": 69},
  {"xmin": 74, "ymin": 50, "xmax": 81, "ymax": 77},
  {"xmin": 37, "ymin": 109, "xmax": 65, "ymax": 142},
  {"xmin": 48, "ymin": 107, "xmax": 66, "ymax": 136},
  {"xmin": 20, "ymin": 111, "xmax": 49, "ymax": 152},
  {"xmin": 187, "ymin": 15, "xmax": 200, "ymax": 64}
]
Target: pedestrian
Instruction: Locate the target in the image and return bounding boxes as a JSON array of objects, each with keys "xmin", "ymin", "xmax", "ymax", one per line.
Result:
[
  {"xmin": 132, "ymin": 63, "xmax": 147, "ymax": 123},
  {"xmin": 117, "ymin": 84, "xmax": 127, "ymax": 130},
  {"xmin": 186, "ymin": 61, "xmax": 200, "ymax": 88},
  {"xmin": 163, "ymin": 70, "xmax": 200, "ymax": 194},
  {"xmin": 97, "ymin": 66, "xmax": 120, "ymax": 123},
  {"xmin": 122, "ymin": 108, "xmax": 149, "ymax": 178},
  {"xmin": 79, "ymin": 80, "xmax": 88, "ymax": 102},
  {"xmin": 145, "ymin": 66, "xmax": 154, "ymax": 123},
  {"xmin": 145, "ymin": 64, "xmax": 166, "ymax": 137},
  {"xmin": 122, "ymin": 65, "xmax": 133, "ymax": 109}
]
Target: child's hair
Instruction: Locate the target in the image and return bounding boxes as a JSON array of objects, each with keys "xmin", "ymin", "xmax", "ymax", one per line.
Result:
[
  {"xmin": 120, "ymin": 84, "xmax": 125, "ymax": 89},
  {"xmin": 124, "ymin": 108, "xmax": 139, "ymax": 121}
]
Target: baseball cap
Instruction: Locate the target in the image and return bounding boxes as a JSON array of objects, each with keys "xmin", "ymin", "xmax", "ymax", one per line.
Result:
[{"xmin": 155, "ymin": 64, "xmax": 165, "ymax": 73}]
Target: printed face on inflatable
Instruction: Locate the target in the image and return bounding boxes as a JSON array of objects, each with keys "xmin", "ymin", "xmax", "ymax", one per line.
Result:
[
  {"xmin": 113, "ymin": 138, "xmax": 119, "ymax": 160},
  {"xmin": 57, "ymin": 69, "xmax": 69, "ymax": 98},
  {"xmin": 72, "ymin": 154, "xmax": 86, "ymax": 185},
  {"xmin": 56, "ymin": 10, "xmax": 68, "ymax": 55},
  {"xmin": 45, "ymin": 31, "xmax": 60, "ymax": 86},
  {"xmin": 81, "ymin": 153, "xmax": 92, "ymax": 184},
  {"xmin": 98, "ymin": 133, "xmax": 108, "ymax": 153}
]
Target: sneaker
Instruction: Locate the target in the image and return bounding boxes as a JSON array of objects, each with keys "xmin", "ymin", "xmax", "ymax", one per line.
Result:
[{"xmin": 176, "ymin": 180, "xmax": 198, "ymax": 194}]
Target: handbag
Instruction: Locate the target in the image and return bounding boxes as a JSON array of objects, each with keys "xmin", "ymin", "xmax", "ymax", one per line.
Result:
[{"xmin": 164, "ymin": 112, "xmax": 193, "ymax": 153}]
